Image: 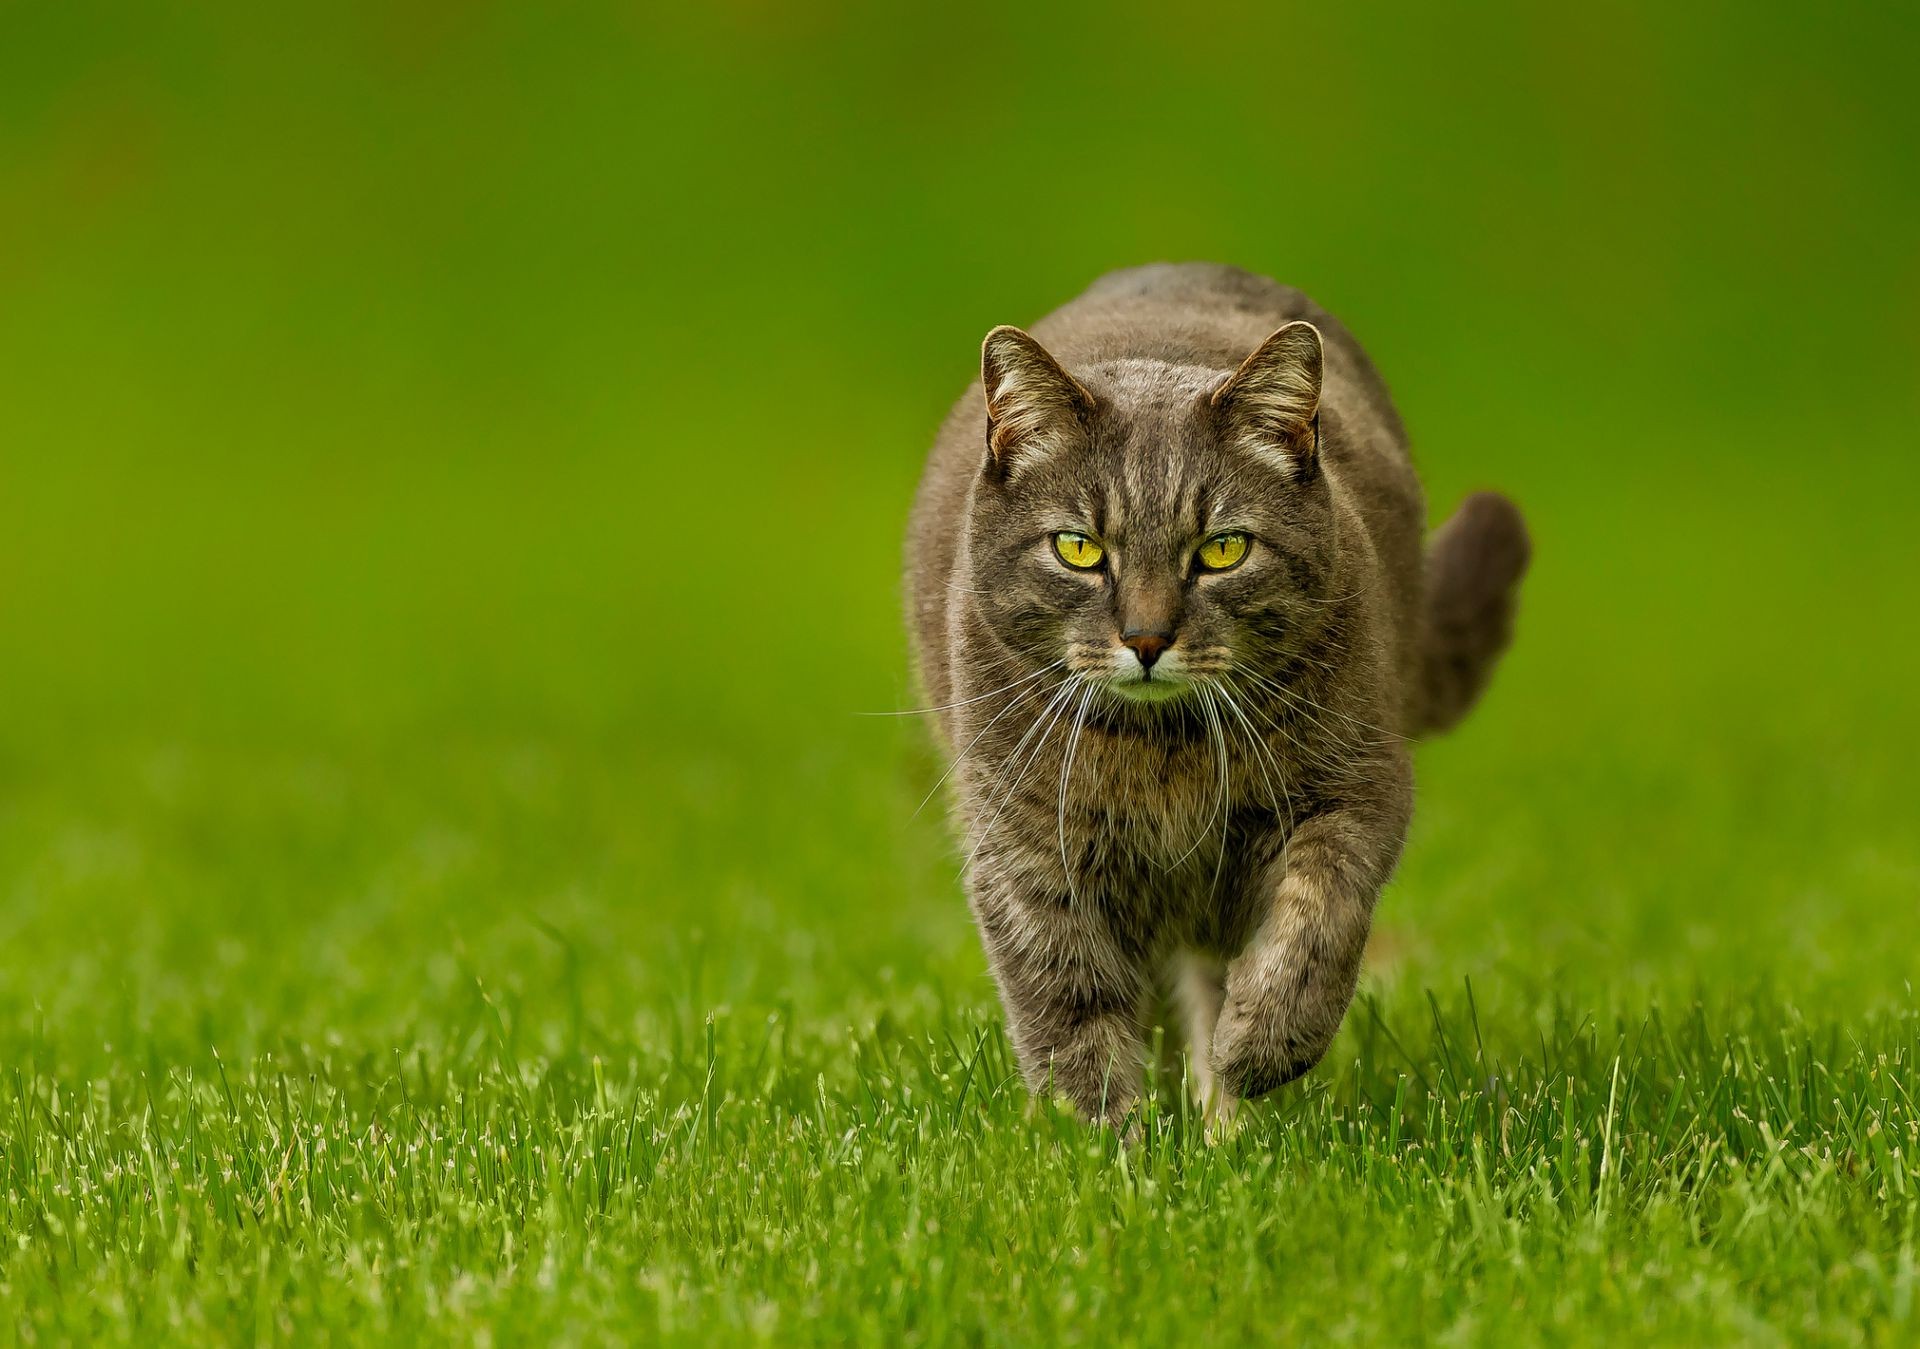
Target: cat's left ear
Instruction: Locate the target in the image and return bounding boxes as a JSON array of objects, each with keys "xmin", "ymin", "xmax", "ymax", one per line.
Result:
[
  {"xmin": 1211, "ymin": 321, "xmax": 1323, "ymax": 475},
  {"xmin": 981, "ymin": 326, "xmax": 1095, "ymax": 477}
]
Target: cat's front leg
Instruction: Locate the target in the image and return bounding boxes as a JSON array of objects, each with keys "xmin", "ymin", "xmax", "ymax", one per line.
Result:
[
  {"xmin": 969, "ymin": 871, "xmax": 1149, "ymax": 1126},
  {"xmin": 1211, "ymin": 774, "xmax": 1411, "ymax": 1099}
]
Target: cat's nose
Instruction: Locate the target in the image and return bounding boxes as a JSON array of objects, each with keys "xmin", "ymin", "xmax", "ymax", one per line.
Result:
[{"xmin": 1121, "ymin": 629, "xmax": 1173, "ymax": 669}]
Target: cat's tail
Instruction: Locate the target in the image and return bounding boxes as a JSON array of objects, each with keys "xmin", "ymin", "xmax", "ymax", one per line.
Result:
[{"xmin": 1413, "ymin": 491, "xmax": 1531, "ymax": 737}]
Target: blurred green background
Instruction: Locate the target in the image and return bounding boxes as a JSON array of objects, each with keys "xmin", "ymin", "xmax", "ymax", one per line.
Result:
[{"xmin": 2, "ymin": 0, "xmax": 1917, "ymax": 1099}]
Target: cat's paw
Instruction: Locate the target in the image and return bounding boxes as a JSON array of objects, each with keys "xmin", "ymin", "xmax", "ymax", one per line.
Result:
[
  {"xmin": 1210, "ymin": 950, "xmax": 1344, "ymax": 1100},
  {"xmin": 1210, "ymin": 988, "xmax": 1314, "ymax": 1100},
  {"xmin": 1201, "ymin": 1091, "xmax": 1242, "ymax": 1144}
]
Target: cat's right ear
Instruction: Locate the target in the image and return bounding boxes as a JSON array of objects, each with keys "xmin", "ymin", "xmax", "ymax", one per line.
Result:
[{"xmin": 981, "ymin": 326, "xmax": 1094, "ymax": 478}]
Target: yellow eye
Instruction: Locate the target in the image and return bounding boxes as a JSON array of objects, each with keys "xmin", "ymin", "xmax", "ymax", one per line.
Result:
[
  {"xmin": 1196, "ymin": 532, "xmax": 1249, "ymax": 571},
  {"xmin": 1052, "ymin": 532, "xmax": 1105, "ymax": 570}
]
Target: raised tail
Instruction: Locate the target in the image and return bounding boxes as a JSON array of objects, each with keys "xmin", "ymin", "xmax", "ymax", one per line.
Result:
[{"xmin": 1413, "ymin": 491, "xmax": 1531, "ymax": 737}]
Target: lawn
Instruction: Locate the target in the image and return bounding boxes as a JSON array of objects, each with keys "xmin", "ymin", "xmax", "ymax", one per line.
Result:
[{"xmin": 3, "ymin": 3, "xmax": 1917, "ymax": 1344}]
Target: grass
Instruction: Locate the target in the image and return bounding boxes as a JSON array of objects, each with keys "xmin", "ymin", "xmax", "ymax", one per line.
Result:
[
  {"xmin": 2, "ymin": 427, "xmax": 1917, "ymax": 1345},
  {"xmin": 9, "ymin": 989, "xmax": 1920, "ymax": 1343}
]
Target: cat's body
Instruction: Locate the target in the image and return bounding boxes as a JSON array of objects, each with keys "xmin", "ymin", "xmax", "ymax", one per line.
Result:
[{"xmin": 906, "ymin": 263, "xmax": 1527, "ymax": 1124}]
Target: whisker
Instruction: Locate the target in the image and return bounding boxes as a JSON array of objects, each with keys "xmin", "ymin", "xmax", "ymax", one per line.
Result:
[
  {"xmin": 962, "ymin": 674, "xmax": 1085, "ymax": 876},
  {"xmin": 1214, "ymin": 677, "xmax": 1294, "ymax": 829},
  {"xmin": 909, "ymin": 673, "xmax": 1057, "ymax": 820},
  {"xmin": 1204, "ymin": 686, "xmax": 1232, "ymax": 899},
  {"xmin": 1293, "ymin": 587, "xmax": 1367, "ymax": 606},
  {"xmin": 862, "ymin": 659, "xmax": 1064, "ymax": 718},
  {"xmin": 1055, "ymin": 681, "xmax": 1098, "ymax": 903},
  {"xmin": 1225, "ymin": 670, "xmax": 1353, "ymax": 781},
  {"xmin": 1168, "ymin": 684, "xmax": 1230, "ymax": 871},
  {"xmin": 1236, "ymin": 665, "xmax": 1404, "ymax": 749},
  {"xmin": 969, "ymin": 675, "xmax": 1083, "ymax": 874}
]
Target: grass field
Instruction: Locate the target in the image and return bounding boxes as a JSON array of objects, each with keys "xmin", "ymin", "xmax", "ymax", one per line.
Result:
[{"xmin": 4, "ymin": 3, "xmax": 1918, "ymax": 1343}]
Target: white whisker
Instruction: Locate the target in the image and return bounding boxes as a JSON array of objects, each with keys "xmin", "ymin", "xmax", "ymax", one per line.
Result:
[
  {"xmin": 1168, "ymin": 685, "xmax": 1230, "ymax": 872},
  {"xmin": 1227, "ymin": 668, "xmax": 1347, "ymax": 776},
  {"xmin": 1055, "ymin": 681, "xmax": 1098, "ymax": 903},
  {"xmin": 1215, "ymin": 677, "xmax": 1295, "ymax": 830},
  {"xmin": 1233, "ymin": 667, "xmax": 1391, "ymax": 768},
  {"xmin": 962, "ymin": 674, "xmax": 1085, "ymax": 877},
  {"xmin": 1239, "ymin": 665, "xmax": 1405, "ymax": 745},
  {"xmin": 1204, "ymin": 686, "xmax": 1232, "ymax": 898},
  {"xmin": 909, "ymin": 675, "xmax": 1056, "ymax": 821},
  {"xmin": 863, "ymin": 659, "xmax": 1065, "ymax": 718}
]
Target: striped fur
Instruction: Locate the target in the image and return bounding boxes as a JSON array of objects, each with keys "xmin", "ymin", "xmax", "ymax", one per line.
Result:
[{"xmin": 906, "ymin": 264, "xmax": 1528, "ymax": 1124}]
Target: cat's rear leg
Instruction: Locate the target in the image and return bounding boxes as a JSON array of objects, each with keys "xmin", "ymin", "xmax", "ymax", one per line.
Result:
[{"xmin": 1172, "ymin": 950, "xmax": 1239, "ymax": 1133}]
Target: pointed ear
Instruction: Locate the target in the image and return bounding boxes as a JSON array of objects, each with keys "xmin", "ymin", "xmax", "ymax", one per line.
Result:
[
  {"xmin": 1210, "ymin": 321, "xmax": 1323, "ymax": 473},
  {"xmin": 981, "ymin": 326, "xmax": 1094, "ymax": 476}
]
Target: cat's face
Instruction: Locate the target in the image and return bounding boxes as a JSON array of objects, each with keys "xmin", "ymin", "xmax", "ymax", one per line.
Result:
[{"xmin": 964, "ymin": 323, "xmax": 1337, "ymax": 710}]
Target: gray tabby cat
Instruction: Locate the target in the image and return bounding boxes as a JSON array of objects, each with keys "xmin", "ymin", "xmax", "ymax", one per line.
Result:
[{"xmin": 906, "ymin": 263, "xmax": 1528, "ymax": 1126}]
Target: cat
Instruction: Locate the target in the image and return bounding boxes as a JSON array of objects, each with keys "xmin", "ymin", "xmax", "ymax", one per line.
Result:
[{"xmin": 906, "ymin": 263, "xmax": 1529, "ymax": 1126}]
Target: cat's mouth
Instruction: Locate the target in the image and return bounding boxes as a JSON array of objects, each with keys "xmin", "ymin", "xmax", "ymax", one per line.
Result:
[
  {"xmin": 1104, "ymin": 642, "xmax": 1194, "ymax": 703},
  {"xmin": 1109, "ymin": 674, "xmax": 1190, "ymax": 704}
]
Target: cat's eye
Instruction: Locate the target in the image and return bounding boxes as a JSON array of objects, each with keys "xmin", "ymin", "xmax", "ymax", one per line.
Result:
[
  {"xmin": 1052, "ymin": 532, "xmax": 1105, "ymax": 570},
  {"xmin": 1196, "ymin": 532, "xmax": 1250, "ymax": 571}
]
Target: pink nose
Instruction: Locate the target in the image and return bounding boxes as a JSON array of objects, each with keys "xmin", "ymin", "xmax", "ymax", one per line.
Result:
[{"xmin": 1122, "ymin": 630, "xmax": 1172, "ymax": 669}]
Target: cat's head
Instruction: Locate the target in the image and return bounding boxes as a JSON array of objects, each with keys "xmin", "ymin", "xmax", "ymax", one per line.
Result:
[{"xmin": 961, "ymin": 322, "xmax": 1337, "ymax": 708}]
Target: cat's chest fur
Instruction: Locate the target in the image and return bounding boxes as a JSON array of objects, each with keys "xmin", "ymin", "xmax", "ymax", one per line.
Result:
[
  {"xmin": 1071, "ymin": 723, "xmax": 1249, "ymax": 858},
  {"xmin": 957, "ymin": 709, "xmax": 1308, "ymax": 901}
]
